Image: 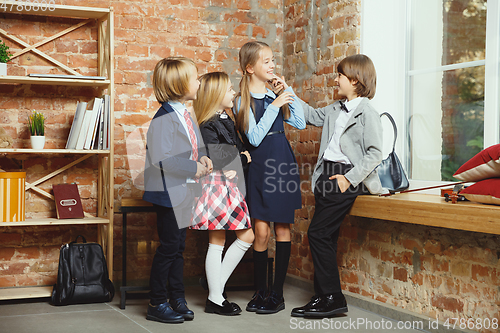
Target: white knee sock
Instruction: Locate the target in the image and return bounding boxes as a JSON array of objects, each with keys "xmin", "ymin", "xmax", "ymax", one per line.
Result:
[
  {"xmin": 205, "ymin": 243, "xmax": 225, "ymax": 306},
  {"xmin": 220, "ymin": 238, "xmax": 252, "ymax": 290}
]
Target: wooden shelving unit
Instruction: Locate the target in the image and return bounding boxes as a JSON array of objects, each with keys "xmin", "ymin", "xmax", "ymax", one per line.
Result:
[
  {"xmin": 1, "ymin": 217, "xmax": 110, "ymax": 227},
  {"xmin": 0, "ymin": 4, "xmax": 114, "ymax": 301},
  {"xmin": 0, "ymin": 149, "xmax": 111, "ymax": 154},
  {"xmin": 0, "ymin": 286, "xmax": 54, "ymax": 301},
  {"xmin": 0, "ymin": 76, "xmax": 111, "ymax": 86}
]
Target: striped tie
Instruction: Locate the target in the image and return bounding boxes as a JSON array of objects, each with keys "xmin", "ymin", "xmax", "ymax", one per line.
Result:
[{"xmin": 183, "ymin": 109, "xmax": 198, "ymax": 162}]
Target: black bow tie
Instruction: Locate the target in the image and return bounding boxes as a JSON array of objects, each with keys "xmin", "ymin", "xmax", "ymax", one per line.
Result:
[{"xmin": 339, "ymin": 101, "xmax": 349, "ymax": 113}]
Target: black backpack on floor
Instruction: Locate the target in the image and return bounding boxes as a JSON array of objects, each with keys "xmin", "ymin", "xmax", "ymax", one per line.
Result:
[{"xmin": 51, "ymin": 235, "xmax": 114, "ymax": 305}]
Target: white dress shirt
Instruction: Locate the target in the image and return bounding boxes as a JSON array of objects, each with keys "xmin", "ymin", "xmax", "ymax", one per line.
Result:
[{"xmin": 323, "ymin": 97, "xmax": 362, "ymax": 164}]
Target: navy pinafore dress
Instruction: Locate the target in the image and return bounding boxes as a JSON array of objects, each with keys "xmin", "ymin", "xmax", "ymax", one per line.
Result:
[{"xmin": 244, "ymin": 96, "xmax": 302, "ymax": 224}]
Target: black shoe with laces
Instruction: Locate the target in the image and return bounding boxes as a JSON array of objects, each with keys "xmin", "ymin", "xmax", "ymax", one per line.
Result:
[
  {"xmin": 303, "ymin": 293, "xmax": 348, "ymax": 318},
  {"xmin": 256, "ymin": 291, "xmax": 285, "ymax": 314},
  {"xmin": 246, "ymin": 290, "xmax": 266, "ymax": 312},
  {"xmin": 291, "ymin": 295, "xmax": 321, "ymax": 317}
]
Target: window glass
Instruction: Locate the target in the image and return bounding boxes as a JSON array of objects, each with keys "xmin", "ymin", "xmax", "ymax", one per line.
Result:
[
  {"xmin": 409, "ymin": 66, "xmax": 485, "ymax": 181},
  {"xmin": 411, "ymin": 0, "xmax": 487, "ymax": 70},
  {"xmin": 409, "ymin": 0, "xmax": 486, "ymax": 181}
]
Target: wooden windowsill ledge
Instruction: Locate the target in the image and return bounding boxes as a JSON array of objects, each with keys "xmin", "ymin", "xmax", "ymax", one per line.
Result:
[{"xmin": 349, "ymin": 193, "xmax": 500, "ymax": 235}]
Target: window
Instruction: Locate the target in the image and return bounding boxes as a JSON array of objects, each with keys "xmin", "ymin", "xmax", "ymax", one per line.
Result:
[{"xmin": 361, "ymin": 0, "xmax": 500, "ymax": 188}]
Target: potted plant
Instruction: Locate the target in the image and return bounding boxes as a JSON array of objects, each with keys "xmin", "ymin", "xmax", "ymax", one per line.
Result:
[
  {"xmin": 28, "ymin": 111, "xmax": 46, "ymax": 149},
  {"xmin": 0, "ymin": 39, "xmax": 13, "ymax": 76}
]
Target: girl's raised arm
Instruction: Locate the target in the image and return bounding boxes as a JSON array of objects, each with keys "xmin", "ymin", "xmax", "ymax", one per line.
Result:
[
  {"xmin": 282, "ymin": 87, "xmax": 306, "ymax": 130},
  {"xmin": 234, "ymin": 97, "xmax": 280, "ymax": 147}
]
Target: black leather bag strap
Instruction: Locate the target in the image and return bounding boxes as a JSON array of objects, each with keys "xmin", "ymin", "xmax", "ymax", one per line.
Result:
[
  {"xmin": 380, "ymin": 112, "xmax": 397, "ymax": 151},
  {"xmin": 53, "ymin": 243, "xmax": 76, "ymax": 305},
  {"xmin": 66, "ymin": 245, "xmax": 76, "ymax": 303},
  {"xmin": 71, "ymin": 235, "xmax": 87, "ymax": 244}
]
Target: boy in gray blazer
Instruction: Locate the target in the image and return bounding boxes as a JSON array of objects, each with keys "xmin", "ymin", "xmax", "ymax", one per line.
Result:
[
  {"xmin": 143, "ymin": 57, "xmax": 212, "ymax": 324},
  {"xmin": 291, "ymin": 54, "xmax": 383, "ymax": 318}
]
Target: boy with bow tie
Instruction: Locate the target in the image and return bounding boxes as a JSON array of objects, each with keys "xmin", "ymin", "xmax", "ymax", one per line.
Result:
[{"xmin": 291, "ymin": 54, "xmax": 384, "ymax": 318}]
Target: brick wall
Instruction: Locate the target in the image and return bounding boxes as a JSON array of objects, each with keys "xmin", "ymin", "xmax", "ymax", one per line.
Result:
[
  {"xmin": 0, "ymin": 0, "xmax": 498, "ymax": 331},
  {"xmin": 283, "ymin": 0, "xmax": 361, "ymax": 280},
  {"xmin": 337, "ymin": 217, "xmax": 500, "ymax": 329},
  {"xmin": 0, "ymin": 0, "xmax": 286, "ymax": 288}
]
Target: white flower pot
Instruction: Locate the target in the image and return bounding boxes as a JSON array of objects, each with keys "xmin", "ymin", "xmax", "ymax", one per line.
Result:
[
  {"xmin": 30, "ymin": 136, "xmax": 45, "ymax": 149},
  {"xmin": 0, "ymin": 63, "xmax": 6, "ymax": 76}
]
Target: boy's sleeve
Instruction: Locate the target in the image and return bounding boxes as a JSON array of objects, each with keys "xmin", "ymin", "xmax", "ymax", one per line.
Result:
[
  {"xmin": 147, "ymin": 114, "xmax": 198, "ymax": 178},
  {"xmin": 283, "ymin": 87, "xmax": 306, "ymax": 129},
  {"xmin": 298, "ymin": 97, "xmax": 328, "ymax": 127},
  {"xmin": 344, "ymin": 110, "xmax": 383, "ymax": 188}
]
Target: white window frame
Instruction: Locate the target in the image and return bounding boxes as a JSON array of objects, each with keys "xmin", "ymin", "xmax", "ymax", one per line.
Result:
[{"xmin": 361, "ymin": 0, "xmax": 500, "ymax": 193}]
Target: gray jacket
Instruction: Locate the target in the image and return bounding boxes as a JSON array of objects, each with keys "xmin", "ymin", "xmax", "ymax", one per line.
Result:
[{"xmin": 299, "ymin": 97, "xmax": 384, "ymax": 194}]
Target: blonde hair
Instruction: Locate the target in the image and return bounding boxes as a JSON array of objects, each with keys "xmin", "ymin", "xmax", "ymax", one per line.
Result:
[
  {"xmin": 235, "ymin": 41, "xmax": 290, "ymax": 133},
  {"xmin": 337, "ymin": 54, "xmax": 377, "ymax": 100},
  {"xmin": 153, "ymin": 57, "xmax": 197, "ymax": 103},
  {"xmin": 194, "ymin": 72, "xmax": 230, "ymax": 125}
]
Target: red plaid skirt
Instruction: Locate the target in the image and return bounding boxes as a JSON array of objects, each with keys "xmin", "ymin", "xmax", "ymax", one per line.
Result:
[{"xmin": 191, "ymin": 171, "xmax": 251, "ymax": 230}]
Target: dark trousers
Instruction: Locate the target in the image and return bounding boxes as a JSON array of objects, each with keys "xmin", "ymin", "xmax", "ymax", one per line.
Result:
[
  {"xmin": 149, "ymin": 200, "xmax": 191, "ymax": 305},
  {"xmin": 308, "ymin": 161, "xmax": 368, "ymax": 296}
]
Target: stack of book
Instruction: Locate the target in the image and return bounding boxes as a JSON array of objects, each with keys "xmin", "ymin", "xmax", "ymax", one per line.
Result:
[{"xmin": 65, "ymin": 95, "xmax": 111, "ymax": 150}]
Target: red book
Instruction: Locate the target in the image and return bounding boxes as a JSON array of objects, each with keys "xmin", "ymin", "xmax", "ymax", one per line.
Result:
[{"xmin": 53, "ymin": 184, "xmax": 85, "ymax": 219}]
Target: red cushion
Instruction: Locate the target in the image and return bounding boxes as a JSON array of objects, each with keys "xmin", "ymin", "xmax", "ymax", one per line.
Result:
[
  {"xmin": 460, "ymin": 178, "xmax": 500, "ymax": 205},
  {"xmin": 453, "ymin": 144, "xmax": 500, "ymax": 181}
]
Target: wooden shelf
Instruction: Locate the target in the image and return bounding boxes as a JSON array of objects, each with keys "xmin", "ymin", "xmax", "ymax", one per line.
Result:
[
  {"xmin": 0, "ymin": 286, "xmax": 52, "ymax": 300},
  {"xmin": 0, "ymin": 76, "xmax": 111, "ymax": 87},
  {"xmin": 350, "ymin": 193, "xmax": 500, "ymax": 235},
  {"xmin": 0, "ymin": 4, "xmax": 115, "ymax": 303},
  {"xmin": 0, "ymin": 217, "xmax": 109, "ymax": 227},
  {"xmin": 2, "ymin": 2, "xmax": 110, "ymax": 19},
  {"xmin": 0, "ymin": 148, "xmax": 111, "ymax": 154}
]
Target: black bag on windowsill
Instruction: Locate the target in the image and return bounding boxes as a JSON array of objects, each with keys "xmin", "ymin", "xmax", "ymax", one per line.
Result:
[
  {"xmin": 51, "ymin": 235, "xmax": 114, "ymax": 306},
  {"xmin": 376, "ymin": 112, "xmax": 410, "ymax": 193}
]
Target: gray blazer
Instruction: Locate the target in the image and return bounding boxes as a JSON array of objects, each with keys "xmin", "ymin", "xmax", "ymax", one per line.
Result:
[
  {"xmin": 143, "ymin": 102, "xmax": 206, "ymax": 207},
  {"xmin": 299, "ymin": 97, "xmax": 384, "ymax": 194}
]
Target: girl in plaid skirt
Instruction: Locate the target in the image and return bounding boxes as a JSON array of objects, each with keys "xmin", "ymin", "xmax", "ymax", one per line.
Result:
[{"xmin": 192, "ymin": 72, "xmax": 254, "ymax": 316}]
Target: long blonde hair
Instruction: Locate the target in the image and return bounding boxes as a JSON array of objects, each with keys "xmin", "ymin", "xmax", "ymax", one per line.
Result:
[
  {"xmin": 193, "ymin": 72, "xmax": 230, "ymax": 125},
  {"xmin": 235, "ymin": 41, "xmax": 290, "ymax": 133}
]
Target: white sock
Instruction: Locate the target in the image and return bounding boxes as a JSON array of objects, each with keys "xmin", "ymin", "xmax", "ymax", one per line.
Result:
[
  {"xmin": 205, "ymin": 243, "xmax": 225, "ymax": 306},
  {"xmin": 220, "ymin": 238, "xmax": 252, "ymax": 290}
]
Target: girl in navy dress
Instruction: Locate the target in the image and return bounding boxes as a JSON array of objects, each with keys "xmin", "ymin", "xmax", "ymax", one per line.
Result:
[
  {"xmin": 192, "ymin": 72, "xmax": 254, "ymax": 316},
  {"xmin": 233, "ymin": 41, "xmax": 305, "ymax": 314}
]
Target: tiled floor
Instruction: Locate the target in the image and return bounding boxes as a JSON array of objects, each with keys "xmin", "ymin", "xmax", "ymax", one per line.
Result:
[{"xmin": 0, "ymin": 284, "xmax": 431, "ymax": 333}]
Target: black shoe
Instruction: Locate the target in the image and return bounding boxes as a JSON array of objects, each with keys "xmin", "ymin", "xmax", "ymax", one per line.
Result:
[
  {"xmin": 146, "ymin": 302, "xmax": 184, "ymax": 324},
  {"xmin": 246, "ymin": 290, "xmax": 266, "ymax": 312},
  {"xmin": 291, "ymin": 295, "xmax": 321, "ymax": 317},
  {"xmin": 256, "ymin": 291, "xmax": 285, "ymax": 314},
  {"xmin": 170, "ymin": 298, "xmax": 194, "ymax": 320},
  {"xmin": 304, "ymin": 293, "xmax": 348, "ymax": 318},
  {"xmin": 205, "ymin": 299, "xmax": 242, "ymax": 316}
]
